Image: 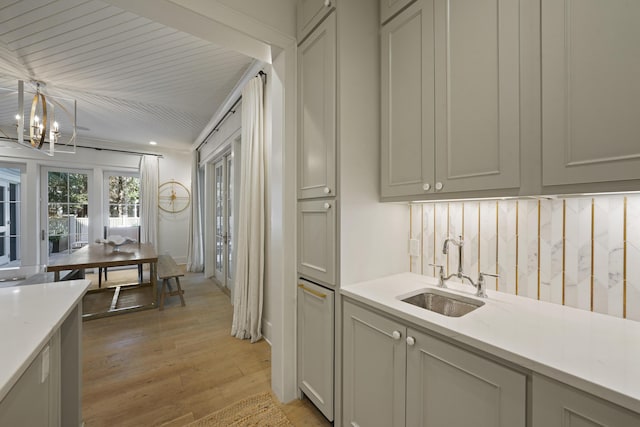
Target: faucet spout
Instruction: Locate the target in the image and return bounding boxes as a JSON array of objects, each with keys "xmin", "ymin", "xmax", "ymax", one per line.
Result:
[{"xmin": 442, "ymin": 235, "xmax": 464, "ymax": 277}]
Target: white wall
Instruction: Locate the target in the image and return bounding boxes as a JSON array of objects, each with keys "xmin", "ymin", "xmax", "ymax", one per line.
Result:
[{"xmin": 338, "ymin": 0, "xmax": 409, "ymax": 286}]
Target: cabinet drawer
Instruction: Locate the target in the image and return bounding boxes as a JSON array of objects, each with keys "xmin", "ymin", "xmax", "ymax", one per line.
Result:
[{"xmin": 297, "ymin": 200, "xmax": 336, "ymax": 285}]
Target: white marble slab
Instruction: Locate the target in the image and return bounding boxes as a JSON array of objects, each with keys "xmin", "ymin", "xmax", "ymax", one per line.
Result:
[
  {"xmin": 341, "ymin": 272, "xmax": 640, "ymax": 414},
  {"xmin": 0, "ymin": 279, "xmax": 90, "ymax": 401}
]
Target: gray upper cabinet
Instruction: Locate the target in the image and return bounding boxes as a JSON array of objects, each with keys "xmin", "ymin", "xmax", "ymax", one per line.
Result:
[
  {"xmin": 297, "ymin": 0, "xmax": 335, "ymax": 41},
  {"xmin": 343, "ymin": 301, "xmax": 406, "ymax": 427},
  {"xmin": 532, "ymin": 374, "xmax": 640, "ymax": 427},
  {"xmin": 381, "ymin": 0, "xmax": 435, "ymax": 198},
  {"xmin": 541, "ymin": 0, "xmax": 640, "ymax": 188},
  {"xmin": 381, "ymin": 0, "xmax": 522, "ymax": 200},
  {"xmin": 380, "ymin": 0, "xmax": 417, "ymax": 24},
  {"xmin": 298, "ymin": 12, "xmax": 336, "ymax": 200},
  {"xmin": 406, "ymin": 328, "xmax": 526, "ymax": 427},
  {"xmin": 297, "ymin": 199, "xmax": 336, "ymax": 286}
]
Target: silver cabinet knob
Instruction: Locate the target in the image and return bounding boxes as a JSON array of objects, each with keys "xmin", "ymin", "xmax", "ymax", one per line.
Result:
[
  {"xmin": 406, "ymin": 336, "xmax": 416, "ymax": 346},
  {"xmin": 324, "ymin": 0, "xmax": 331, "ymax": 6},
  {"xmin": 423, "ymin": 183, "xmax": 431, "ymax": 191},
  {"xmin": 435, "ymin": 182, "xmax": 444, "ymax": 191},
  {"xmin": 324, "ymin": 202, "xmax": 331, "ymax": 209},
  {"xmin": 391, "ymin": 330, "xmax": 401, "ymax": 340},
  {"xmin": 323, "ymin": 187, "xmax": 331, "ymax": 194}
]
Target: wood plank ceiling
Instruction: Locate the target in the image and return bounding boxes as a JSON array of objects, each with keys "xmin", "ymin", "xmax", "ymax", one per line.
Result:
[{"xmin": 0, "ymin": 0, "xmax": 254, "ymax": 150}]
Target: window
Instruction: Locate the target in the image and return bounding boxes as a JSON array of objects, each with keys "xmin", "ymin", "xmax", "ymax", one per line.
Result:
[
  {"xmin": 47, "ymin": 171, "xmax": 89, "ymax": 256},
  {"xmin": 106, "ymin": 173, "xmax": 140, "ymax": 227}
]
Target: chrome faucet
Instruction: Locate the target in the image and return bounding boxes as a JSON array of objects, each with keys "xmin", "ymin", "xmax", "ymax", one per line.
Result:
[
  {"xmin": 442, "ymin": 235, "xmax": 464, "ymax": 280},
  {"xmin": 441, "ymin": 235, "xmax": 497, "ymax": 298}
]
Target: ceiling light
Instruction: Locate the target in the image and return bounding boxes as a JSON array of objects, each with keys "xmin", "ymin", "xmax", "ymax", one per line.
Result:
[
  {"xmin": 6, "ymin": 80, "xmax": 77, "ymax": 156},
  {"xmin": 149, "ymin": 141, "xmax": 157, "ymax": 145}
]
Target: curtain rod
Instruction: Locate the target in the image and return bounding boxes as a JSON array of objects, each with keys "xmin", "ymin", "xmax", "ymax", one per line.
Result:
[
  {"xmin": 0, "ymin": 137, "xmax": 163, "ymax": 158},
  {"xmin": 196, "ymin": 71, "xmax": 266, "ymax": 153}
]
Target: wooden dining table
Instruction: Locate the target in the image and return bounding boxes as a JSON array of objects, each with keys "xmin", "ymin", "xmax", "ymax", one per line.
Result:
[{"xmin": 47, "ymin": 242, "xmax": 158, "ymax": 319}]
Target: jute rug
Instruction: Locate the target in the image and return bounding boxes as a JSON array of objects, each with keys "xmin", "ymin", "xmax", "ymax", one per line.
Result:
[{"xmin": 185, "ymin": 392, "xmax": 294, "ymax": 427}]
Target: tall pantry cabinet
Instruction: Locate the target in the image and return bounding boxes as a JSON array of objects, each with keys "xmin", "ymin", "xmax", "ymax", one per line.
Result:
[{"xmin": 296, "ymin": 0, "xmax": 337, "ymax": 422}]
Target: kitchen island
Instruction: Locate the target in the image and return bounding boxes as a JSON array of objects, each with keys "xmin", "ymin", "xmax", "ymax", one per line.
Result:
[{"xmin": 0, "ymin": 279, "xmax": 90, "ymax": 426}]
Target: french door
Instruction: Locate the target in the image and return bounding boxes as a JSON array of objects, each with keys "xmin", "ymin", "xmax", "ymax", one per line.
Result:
[
  {"xmin": 213, "ymin": 153, "xmax": 234, "ymax": 289},
  {"xmin": 41, "ymin": 168, "xmax": 91, "ymax": 264}
]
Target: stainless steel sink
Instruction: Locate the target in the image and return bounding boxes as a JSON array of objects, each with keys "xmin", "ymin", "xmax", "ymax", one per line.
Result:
[{"xmin": 401, "ymin": 288, "xmax": 484, "ymax": 317}]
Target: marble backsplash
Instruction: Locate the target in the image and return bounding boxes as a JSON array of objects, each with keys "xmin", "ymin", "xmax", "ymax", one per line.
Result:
[{"xmin": 409, "ymin": 195, "xmax": 640, "ymax": 321}]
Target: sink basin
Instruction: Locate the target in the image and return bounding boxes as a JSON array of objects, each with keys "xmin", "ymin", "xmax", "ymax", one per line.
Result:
[{"xmin": 401, "ymin": 288, "xmax": 484, "ymax": 317}]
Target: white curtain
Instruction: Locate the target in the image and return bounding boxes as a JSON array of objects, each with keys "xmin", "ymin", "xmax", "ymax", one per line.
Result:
[
  {"xmin": 187, "ymin": 151, "xmax": 204, "ymax": 272},
  {"xmin": 231, "ymin": 76, "xmax": 266, "ymax": 342},
  {"xmin": 139, "ymin": 155, "xmax": 159, "ymax": 250}
]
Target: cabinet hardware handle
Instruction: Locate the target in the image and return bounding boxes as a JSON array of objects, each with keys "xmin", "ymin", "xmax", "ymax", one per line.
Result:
[
  {"xmin": 406, "ymin": 336, "xmax": 416, "ymax": 346},
  {"xmin": 392, "ymin": 330, "xmax": 401, "ymax": 340},
  {"xmin": 324, "ymin": 0, "xmax": 331, "ymax": 7},
  {"xmin": 298, "ymin": 284, "xmax": 327, "ymax": 299},
  {"xmin": 323, "ymin": 187, "xmax": 331, "ymax": 194},
  {"xmin": 324, "ymin": 202, "xmax": 331, "ymax": 209},
  {"xmin": 422, "ymin": 183, "xmax": 431, "ymax": 191},
  {"xmin": 435, "ymin": 182, "xmax": 444, "ymax": 191}
]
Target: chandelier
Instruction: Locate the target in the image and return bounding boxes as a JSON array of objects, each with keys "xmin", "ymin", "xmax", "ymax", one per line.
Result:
[{"xmin": 9, "ymin": 80, "xmax": 76, "ymax": 156}]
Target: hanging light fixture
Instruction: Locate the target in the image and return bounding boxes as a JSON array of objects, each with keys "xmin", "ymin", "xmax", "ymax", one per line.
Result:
[{"xmin": 12, "ymin": 80, "xmax": 76, "ymax": 156}]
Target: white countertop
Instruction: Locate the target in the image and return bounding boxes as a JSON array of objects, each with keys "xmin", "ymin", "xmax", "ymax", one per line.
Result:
[
  {"xmin": 0, "ymin": 279, "xmax": 90, "ymax": 401},
  {"xmin": 341, "ymin": 273, "xmax": 640, "ymax": 414}
]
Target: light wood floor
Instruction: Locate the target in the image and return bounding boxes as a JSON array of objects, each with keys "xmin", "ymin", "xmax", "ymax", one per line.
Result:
[{"xmin": 82, "ymin": 271, "xmax": 331, "ymax": 427}]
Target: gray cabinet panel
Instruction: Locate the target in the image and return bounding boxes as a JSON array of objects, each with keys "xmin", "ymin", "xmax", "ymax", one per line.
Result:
[
  {"xmin": 297, "ymin": 0, "xmax": 335, "ymax": 41},
  {"xmin": 297, "ymin": 200, "xmax": 336, "ymax": 285},
  {"xmin": 380, "ymin": 0, "xmax": 417, "ymax": 24},
  {"xmin": 298, "ymin": 12, "xmax": 336, "ymax": 200},
  {"xmin": 542, "ymin": 0, "xmax": 640, "ymax": 186},
  {"xmin": 532, "ymin": 374, "xmax": 640, "ymax": 427},
  {"xmin": 297, "ymin": 280, "xmax": 334, "ymax": 421},
  {"xmin": 406, "ymin": 328, "xmax": 526, "ymax": 427},
  {"xmin": 381, "ymin": 0, "xmax": 435, "ymax": 198},
  {"xmin": 343, "ymin": 301, "xmax": 406, "ymax": 427},
  {"xmin": 434, "ymin": 0, "xmax": 520, "ymax": 193}
]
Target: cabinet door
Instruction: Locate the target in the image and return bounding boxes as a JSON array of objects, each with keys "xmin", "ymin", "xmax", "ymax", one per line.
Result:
[
  {"xmin": 297, "ymin": 0, "xmax": 335, "ymax": 41},
  {"xmin": 406, "ymin": 328, "xmax": 526, "ymax": 427},
  {"xmin": 532, "ymin": 374, "xmax": 640, "ymax": 427},
  {"xmin": 297, "ymin": 200, "xmax": 336, "ymax": 285},
  {"xmin": 542, "ymin": 0, "xmax": 640, "ymax": 187},
  {"xmin": 0, "ymin": 333, "xmax": 60, "ymax": 427},
  {"xmin": 297, "ymin": 280, "xmax": 334, "ymax": 421},
  {"xmin": 380, "ymin": 0, "xmax": 417, "ymax": 24},
  {"xmin": 433, "ymin": 0, "xmax": 520, "ymax": 194},
  {"xmin": 381, "ymin": 0, "xmax": 436, "ymax": 198},
  {"xmin": 342, "ymin": 301, "xmax": 406, "ymax": 427},
  {"xmin": 298, "ymin": 12, "xmax": 336, "ymax": 200}
]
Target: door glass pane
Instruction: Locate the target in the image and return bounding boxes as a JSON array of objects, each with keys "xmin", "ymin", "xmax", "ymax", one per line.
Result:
[
  {"xmin": 47, "ymin": 171, "xmax": 89, "ymax": 259},
  {"xmin": 107, "ymin": 175, "xmax": 140, "ymax": 227},
  {"xmin": 227, "ymin": 155, "xmax": 233, "ymax": 281},
  {"xmin": 215, "ymin": 163, "xmax": 224, "ymax": 273},
  {"xmin": 0, "ymin": 168, "xmax": 21, "ymax": 267}
]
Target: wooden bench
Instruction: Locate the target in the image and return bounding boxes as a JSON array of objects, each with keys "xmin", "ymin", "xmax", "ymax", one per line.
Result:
[{"xmin": 157, "ymin": 255, "xmax": 185, "ymax": 310}]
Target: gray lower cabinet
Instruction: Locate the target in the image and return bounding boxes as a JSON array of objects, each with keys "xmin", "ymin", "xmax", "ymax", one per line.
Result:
[
  {"xmin": 343, "ymin": 300, "xmax": 525, "ymax": 427},
  {"xmin": 343, "ymin": 301, "xmax": 406, "ymax": 427},
  {"xmin": 297, "ymin": 279, "xmax": 334, "ymax": 421},
  {"xmin": 0, "ymin": 332, "xmax": 61, "ymax": 426},
  {"xmin": 532, "ymin": 374, "xmax": 640, "ymax": 427},
  {"xmin": 406, "ymin": 328, "xmax": 526, "ymax": 427}
]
